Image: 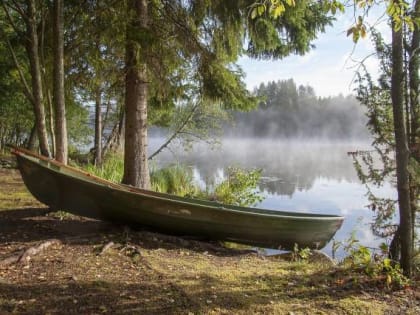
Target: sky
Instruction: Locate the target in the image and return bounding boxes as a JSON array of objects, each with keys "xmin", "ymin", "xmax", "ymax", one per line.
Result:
[{"xmin": 238, "ymin": 7, "xmax": 389, "ymax": 98}]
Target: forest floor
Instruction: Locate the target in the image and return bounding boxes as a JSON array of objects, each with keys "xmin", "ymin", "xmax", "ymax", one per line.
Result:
[{"xmin": 0, "ymin": 155, "xmax": 419, "ymax": 314}]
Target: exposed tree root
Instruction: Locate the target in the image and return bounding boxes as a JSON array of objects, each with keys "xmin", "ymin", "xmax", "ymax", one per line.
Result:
[
  {"xmin": 0, "ymin": 239, "xmax": 61, "ymax": 266},
  {"xmin": 98, "ymin": 241, "xmax": 115, "ymax": 256}
]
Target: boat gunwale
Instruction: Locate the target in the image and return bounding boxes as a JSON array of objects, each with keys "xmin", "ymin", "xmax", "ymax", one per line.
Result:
[{"xmin": 11, "ymin": 146, "xmax": 344, "ymax": 222}]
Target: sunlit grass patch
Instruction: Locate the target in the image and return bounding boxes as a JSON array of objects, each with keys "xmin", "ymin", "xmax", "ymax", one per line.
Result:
[{"xmin": 0, "ymin": 169, "xmax": 38, "ymax": 210}]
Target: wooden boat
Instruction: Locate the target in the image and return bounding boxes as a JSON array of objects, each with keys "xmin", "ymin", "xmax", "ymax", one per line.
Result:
[{"xmin": 11, "ymin": 146, "xmax": 344, "ymax": 250}]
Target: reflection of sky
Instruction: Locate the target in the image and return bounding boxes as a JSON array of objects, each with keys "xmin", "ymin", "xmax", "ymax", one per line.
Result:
[
  {"xmin": 258, "ymin": 178, "xmax": 397, "ymax": 258},
  {"xmin": 150, "ymin": 138, "xmax": 398, "ymax": 258}
]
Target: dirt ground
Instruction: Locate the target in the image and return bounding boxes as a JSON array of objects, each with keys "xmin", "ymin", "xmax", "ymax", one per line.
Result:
[{"xmin": 0, "ymin": 162, "xmax": 419, "ymax": 314}]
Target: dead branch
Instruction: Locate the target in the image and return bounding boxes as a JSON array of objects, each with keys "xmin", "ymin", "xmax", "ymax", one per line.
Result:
[
  {"xmin": 0, "ymin": 239, "xmax": 61, "ymax": 266},
  {"xmin": 98, "ymin": 241, "xmax": 115, "ymax": 256}
]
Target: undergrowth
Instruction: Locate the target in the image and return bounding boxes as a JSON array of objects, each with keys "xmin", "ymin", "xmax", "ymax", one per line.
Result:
[{"xmin": 82, "ymin": 153, "xmax": 264, "ymax": 207}]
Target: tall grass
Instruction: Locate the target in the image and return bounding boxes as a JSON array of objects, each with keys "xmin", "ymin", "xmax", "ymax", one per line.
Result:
[
  {"xmin": 150, "ymin": 164, "xmax": 198, "ymax": 197},
  {"xmin": 82, "ymin": 153, "xmax": 264, "ymax": 207},
  {"xmin": 84, "ymin": 153, "xmax": 124, "ymax": 183}
]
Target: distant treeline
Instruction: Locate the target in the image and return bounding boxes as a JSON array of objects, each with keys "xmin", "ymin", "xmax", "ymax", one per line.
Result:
[{"xmin": 225, "ymin": 79, "xmax": 369, "ymax": 139}]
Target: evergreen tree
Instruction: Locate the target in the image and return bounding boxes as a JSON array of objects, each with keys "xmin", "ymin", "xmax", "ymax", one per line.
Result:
[{"xmin": 120, "ymin": 0, "xmax": 335, "ymax": 188}]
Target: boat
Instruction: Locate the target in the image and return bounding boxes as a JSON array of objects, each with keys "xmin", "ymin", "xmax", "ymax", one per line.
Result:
[{"xmin": 11, "ymin": 146, "xmax": 344, "ymax": 250}]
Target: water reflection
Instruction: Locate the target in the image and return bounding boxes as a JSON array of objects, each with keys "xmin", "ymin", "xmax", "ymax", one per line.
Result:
[
  {"xmin": 149, "ymin": 138, "xmax": 397, "ymax": 257},
  {"xmin": 151, "ymin": 139, "xmax": 364, "ymax": 196}
]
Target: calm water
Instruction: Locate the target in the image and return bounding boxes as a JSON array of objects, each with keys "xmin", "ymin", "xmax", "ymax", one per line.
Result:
[{"xmin": 149, "ymin": 138, "xmax": 397, "ymax": 258}]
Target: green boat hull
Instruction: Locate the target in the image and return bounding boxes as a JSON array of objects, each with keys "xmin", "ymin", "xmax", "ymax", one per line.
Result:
[{"xmin": 12, "ymin": 147, "xmax": 344, "ymax": 250}]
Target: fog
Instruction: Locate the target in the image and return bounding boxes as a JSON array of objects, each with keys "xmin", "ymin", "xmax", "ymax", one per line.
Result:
[
  {"xmin": 223, "ymin": 79, "xmax": 370, "ymax": 140},
  {"xmin": 149, "ymin": 138, "xmax": 372, "ymax": 197}
]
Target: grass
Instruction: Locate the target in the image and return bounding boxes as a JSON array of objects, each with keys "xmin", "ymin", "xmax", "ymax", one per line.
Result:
[
  {"xmin": 1, "ymin": 161, "xmax": 418, "ymax": 314},
  {"xmin": 0, "ymin": 168, "xmax": 42, "ymax": 210},
  {"xmin": 150, "ymin": 164, "xmax": 198, "ymax": 196},
  {"xmin": 83, "ymin": 153, "xmax": 124, "ymax": 183},
  {"xmin": 82, "ymin": 154, "xmax": 265, "ymax": 207}
]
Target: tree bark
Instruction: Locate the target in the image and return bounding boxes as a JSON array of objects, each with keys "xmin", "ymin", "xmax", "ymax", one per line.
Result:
[
  {"xmin": 122, "ymin": 0, "xmax": 150, "ymax": 189},
  {"xmin": 391, "ymin": 22, "xmax": 413, "ymax": 277},
  {"xmin": 26, "ymin": 123, "xmax": 37, "ymax": 150},
  {"xmin": 408, "ymin": 0, "xmax": 420, "ymax": 254},
  {"xmin": 94, "ymin": 88, "xmax": 103, "ymax": 165},
  {"xmin": 409, "ymin": 0, "xmax": 419, "ymax": 149},
  {"xmin": 52, "ymin": 0, "xmax": 68, "ymax": 164},
  {"xmin": 26, "ymin": 0, "xmax": 50, "ymax": 157}
]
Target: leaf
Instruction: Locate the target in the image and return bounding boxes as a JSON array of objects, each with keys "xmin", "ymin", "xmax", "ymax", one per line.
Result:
[
  {"xmin": 251, "ymin": 7, "xmax": 258, "ymax": 19},
  {"xmin": 360, "ymin": 26, "xmax": 367, "ymax": 39},
  {"xmin": 347, "ymin": 27, "xmax": 354, "ymax": 37},
  {"xmin": 386, "ymin": 274, "xmax": 392, "ymax": 285},
  {"xmin": 272, "ymin": 3, "xmax": 285, "ymax": 19},
  {"xmin": 257, "ymin": 4, "xmax": 266, "ymax": 16}
]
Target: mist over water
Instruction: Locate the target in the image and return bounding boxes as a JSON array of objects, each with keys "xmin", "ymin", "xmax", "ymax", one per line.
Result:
[
  {"xmin": 146, "ymin": 81, "xmax": 395, "ymax": 257},
  {"xmin": 149, "ymin": 137, "xmax": 397, "ymax": 258}
]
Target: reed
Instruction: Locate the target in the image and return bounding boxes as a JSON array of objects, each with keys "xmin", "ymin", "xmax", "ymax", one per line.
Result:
[{"xmin": 150, "ymin": 164, "xmax": 198, "ymax": 197}]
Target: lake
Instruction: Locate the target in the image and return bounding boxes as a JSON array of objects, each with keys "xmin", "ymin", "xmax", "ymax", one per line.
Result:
[{"xmin": 149, "ymin": 138, "xmax": 397, "ymax": 258}]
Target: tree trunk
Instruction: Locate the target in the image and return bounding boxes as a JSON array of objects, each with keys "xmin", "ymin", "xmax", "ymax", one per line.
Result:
[
  {"xmin": 391, "ymin": 23, "xmax": 413, "ymax": 277},
  {"xmin": 40, "ymin": 8, "xmax": 55, "ymax": 156},
  {"xmin": 26, "ymin": 124, "xmax": 37, "ymax": 150},
  {"xmin": 102, "ymin": 109, "xmax": 125, "ymax": 156},
  {"xmin": 52, "ymin": 0, "xmax": 68, "ymax": 164},
  {"xmin": 122, "ymin": 0, "xmax": 150, "ymax": 189},
  {"xmin": 408, "ymin": 0, "xmax": 420, "ymax": 253},
  {"xmin": 94, "ymin": 88, "xmax": 102, "ymax": 165},
  {"xmin": 26, "ymin": 0, "xmax": 50, "ymax": 157},
  {"xmin": 409, "ymin": 0, "xmax": 419, "ymax": 148}
]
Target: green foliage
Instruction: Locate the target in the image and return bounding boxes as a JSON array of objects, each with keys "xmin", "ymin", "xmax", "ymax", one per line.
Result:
[
  {"xmin": 82, "ymin": 153, "xmax": 264, "ymax": 208},
  {"xmin": 345, "ymin": 0, "xmax": 419, "ymax": 43},
  {"xmin": 340, "ymin": 234, "xmax": 409, "ymax": 288},
  {"xmin": 150, "ymin": 164, "xmax": 198, "ymax": 197},
  {"xmin": 0, "ymin": 22, "xmax": 33, "ymax": 149},
  {"xmin": 291, "ymin": 243, "xmax": 312, "ymax": 262},
  {"xmin": 207, "ymin": 166, "xmax": 264, "ymax": 207},
  {"xmin": 84, "ymin": 153, "xmax": 124, "ymax": 183},
  {"xmin": 247, "ymin": 0, "xmax": 334, "ymax": 59}
]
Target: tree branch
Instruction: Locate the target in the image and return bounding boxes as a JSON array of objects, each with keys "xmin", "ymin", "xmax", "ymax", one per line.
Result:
[
  {"xmin": 148, "ymin": 100, "xmax": 201, "ymax": 160},
  {"xmin": 0, "ymin": 27, "xmax": 35, "ymax": 105}
]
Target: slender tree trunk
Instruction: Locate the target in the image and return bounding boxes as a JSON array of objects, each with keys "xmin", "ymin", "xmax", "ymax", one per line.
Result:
[
  {"xmin": 94, "ymin": 88, "xmax": 102, "ymax": 165},
  {"xmin": 40, "ymin": 8, "xmax": 55, "ymax": 156},
  {"xmin": 47, "ymin": 89, "xmax": 56, "ymax": 156},
  {"xmin": 409, "ymin": 0, "xmax": 419, "ymax": 148},
  {"xmin": 26, "ymin": 0, "xmax": 50, "ymax": 157},
  {"xmin": 26, "ymin": 124, "xmax": 38, "ymax": 150},
  {"xmin": 122, "ymin": 0, "xmax": 150, "ymax": 188},
  {"xmin": 102, "ymin": 109, "xmax": 125, "ymax": 156},
  {"xmin": 391, "ymin": 23, "xmax": 413, "ymax": 277},
  {"xmin": 408, "ymin": 0, "xmax": 420, "ymax": 248},
  {"xmin": 52, "ymin": 0, "xmax": 68, "ymax": 164}
]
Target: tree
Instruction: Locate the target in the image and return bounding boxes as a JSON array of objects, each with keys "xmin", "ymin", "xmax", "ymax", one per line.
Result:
[
  {"xmin": 1, "ymin": 0, "xmax": 92, "ymax": 156},
  {"xmin": 52, "ymin": 0, "xmax": 68, "ymax": 164},
  {"xmin": 1, "ymin": 0, "xmax": 52, "ymax": 157},
  {"xmin": 122, "ymin": 0, "xmax": 151, "ymax": 188},
  {"xmin": 390, "ymin": 15, "xmax": 413, "ymax": 277},
  {"xmin": 350, "ymin": 0, "xmax": 419, "ymax": 277},
  {"xmin": 120, "ymin": 0, "xmax": 335, "ymax": 188}
]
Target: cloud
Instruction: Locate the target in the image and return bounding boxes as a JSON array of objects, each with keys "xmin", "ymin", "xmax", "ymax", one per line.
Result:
[{"xmin": 238, "ymin": 14, "xmax": 384, "ymax": 97}]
